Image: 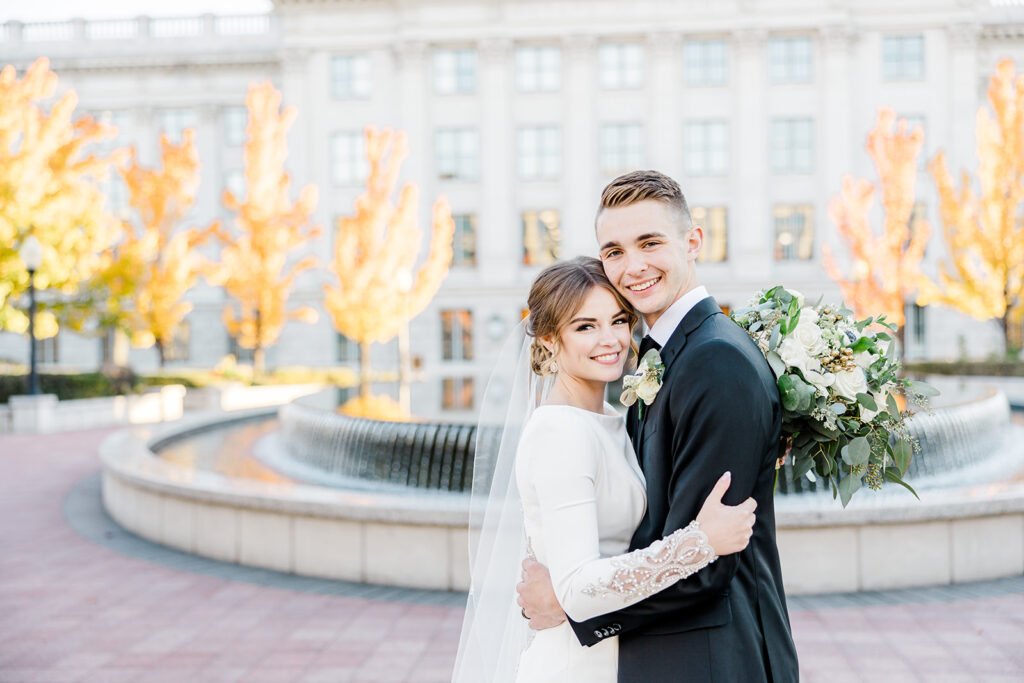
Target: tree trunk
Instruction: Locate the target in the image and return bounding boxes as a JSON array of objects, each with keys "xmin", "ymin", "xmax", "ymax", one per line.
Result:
[
  {"xmin": 360, "ymin": 340, "xmax": 372, "ymax": 400},
  {"xmin": 895, "ymin": 323, "xmax": 906, "ymax": 361},
  {"xmin": 156, "ymin": 340, "xmax": 166, "ymax": 368},
  {"xmin": 254, "ymin": 346, "xmax": 265, "ymax": 379}
]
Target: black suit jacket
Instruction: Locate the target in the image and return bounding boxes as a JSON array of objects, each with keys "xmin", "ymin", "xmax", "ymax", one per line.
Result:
[{"xmin": 569, "ymin": 297, "xmax": 799, "ymax": 683}]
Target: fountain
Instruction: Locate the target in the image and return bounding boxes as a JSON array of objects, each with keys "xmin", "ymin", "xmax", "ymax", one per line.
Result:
[{"xmin": 100, "ymin": 377, "xmax": 1024, "ymax": 594}]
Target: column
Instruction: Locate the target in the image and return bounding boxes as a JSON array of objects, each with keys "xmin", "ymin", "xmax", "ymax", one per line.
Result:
[
  {"xmin": 818, "ymin": 25, "xmax": 857, "ymax": 277},
  {"xmin": 477, "ymin": 38, "xmax": 517, "ymax": 283},
  {"xmin": 561, "ymin": 35, "xmax": 599, "ymax": 259},
  {"xmin": 945, "ymin": 23, "xmax": 981, "ymax": 179},
  {"xmin": 646, "ymin": 32, "xmax": 682, "ymax": 178},
  {"xmin": 730, "ymin": 28, "xmax": 771, "ymax": 281}
]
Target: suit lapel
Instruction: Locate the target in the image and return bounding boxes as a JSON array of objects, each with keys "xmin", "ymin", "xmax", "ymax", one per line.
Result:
[{"xmin": 636, "ymin": 296, "xmax": 723, "ymax": 467}]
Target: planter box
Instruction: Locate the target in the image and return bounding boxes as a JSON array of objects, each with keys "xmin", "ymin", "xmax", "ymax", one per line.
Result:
[{"xmin": 3, "ymin": 386, "xmax": 185, "ymax": 434}]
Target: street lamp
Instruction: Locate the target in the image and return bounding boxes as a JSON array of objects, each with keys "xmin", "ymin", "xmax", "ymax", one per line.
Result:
[{"xmin": 19, "ymin": 235, "xmax": 43, "ymax": 396}]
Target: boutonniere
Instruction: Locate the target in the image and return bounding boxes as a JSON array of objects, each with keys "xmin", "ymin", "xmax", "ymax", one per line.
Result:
[{"xmin": 620, "ymin": 349, "xmax": 665, "ymax": 420}]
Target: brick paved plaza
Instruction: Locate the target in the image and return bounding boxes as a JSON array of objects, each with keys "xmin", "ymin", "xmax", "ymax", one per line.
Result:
[{"xmin": 2, "ymin": 427, "xmax": 1023, "ymax": 682}]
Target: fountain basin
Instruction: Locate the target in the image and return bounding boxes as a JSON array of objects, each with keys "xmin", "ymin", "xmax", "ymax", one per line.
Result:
[{"xmin": 100, "ymin": 387, "xmax": 1024, "ymax": 594}]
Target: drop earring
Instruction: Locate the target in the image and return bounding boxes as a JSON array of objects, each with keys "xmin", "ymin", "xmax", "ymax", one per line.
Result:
[{"xmin": 549, "ymin": 360, "xmax": 559, "ymax": 374}]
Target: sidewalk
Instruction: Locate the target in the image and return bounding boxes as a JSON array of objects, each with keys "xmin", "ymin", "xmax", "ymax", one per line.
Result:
[{"xmin": 1, "ymin": 428, "xmax": 1022, "ymax": 682}]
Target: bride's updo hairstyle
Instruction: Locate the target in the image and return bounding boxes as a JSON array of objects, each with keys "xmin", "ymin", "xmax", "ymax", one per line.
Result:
[{"xmin": 525, "ymin": 256, "xmax": 638, "ymax": 376}]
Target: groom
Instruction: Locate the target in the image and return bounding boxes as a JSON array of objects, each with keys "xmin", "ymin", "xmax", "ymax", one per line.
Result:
[{"xmin": 517, "ymin": 170, "xmax": 799, "ymax": 682}]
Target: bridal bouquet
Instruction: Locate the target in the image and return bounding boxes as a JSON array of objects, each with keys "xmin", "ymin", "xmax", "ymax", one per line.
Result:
[{"xmin": 730, "ymin": 286, "xmax": 936, "ymax": 507}]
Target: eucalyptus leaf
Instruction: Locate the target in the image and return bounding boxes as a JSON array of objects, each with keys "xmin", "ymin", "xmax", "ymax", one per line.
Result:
[
  {"xmin": 829, "ymin": 402, "xmax": 846, "ymax": 415},
  {"xmin": 856, "ymin": 393, "xmax": 877, "ymax": 410},
  {"xmin": 883, "ymin": 468, "xmax": 920, "ymax": 500},
  {"xmin": 792, "ymin": 456, "xmax": 814, "ymax": 479},
  {"xmin": 893, "ymin": 438, "xmax": 913, "ymax": 475},
  {"xmin": 749, "ymin": 320, "xmax": 763, "ymax": 333},
  {"xmin": 838, "ymin": 473, "xmax": 862, "ymax": 507},
  {"xmin": 842, "ymin": 436, "xmax": 871, "ymax": 466},
  {"xmin": 769, "ymin": 325, "xmax": 781, "ymax": 351},
  {"xmin": 886, "ymin": 393, "xmax": 900, "ymax": 418},
  {"xmin": 777, "ymin": 375, "xmax": 799, "ymax": 411},
  {"xmin": 766, "ymin": 350, "xmax": 786, "ymax": 378}
]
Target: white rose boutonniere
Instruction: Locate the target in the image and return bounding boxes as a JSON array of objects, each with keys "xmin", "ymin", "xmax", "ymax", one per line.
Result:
[{"xmin": 620, "ymin": 348, "xmax": 665, "ymax": 419}]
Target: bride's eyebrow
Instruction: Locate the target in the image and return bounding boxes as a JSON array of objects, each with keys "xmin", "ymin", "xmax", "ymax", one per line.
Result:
[{"xmin": 569, "ymin": 316, "xmax": 597, "ymax": 324}]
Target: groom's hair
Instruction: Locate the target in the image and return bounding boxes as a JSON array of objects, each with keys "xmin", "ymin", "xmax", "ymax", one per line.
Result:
[{"xmin": 598, "ymin": 170, "xmax": 693, "ymax": 232}]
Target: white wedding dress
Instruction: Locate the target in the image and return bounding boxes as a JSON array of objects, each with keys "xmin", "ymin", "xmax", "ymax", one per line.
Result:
[{"xmin": 513, "ymin": 403, "xmax": 717, "ymax": 683}]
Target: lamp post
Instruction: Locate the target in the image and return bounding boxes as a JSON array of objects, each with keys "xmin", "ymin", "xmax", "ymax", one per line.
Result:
[{"xmin": 19, "ymin": 235, "xmax": 43, "ymax": 396}]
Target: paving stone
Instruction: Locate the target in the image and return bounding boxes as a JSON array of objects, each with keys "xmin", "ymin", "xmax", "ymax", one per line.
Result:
[{"xmin": 2, "ymin": 427, "xmax": 1023, "ymax": 682}]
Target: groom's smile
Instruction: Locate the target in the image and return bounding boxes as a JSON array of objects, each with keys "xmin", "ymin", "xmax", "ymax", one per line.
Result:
[
  {"xmin": 597, "ymin": 199, "xmax": 702, "ymax": 327},
  {"xmin": 626, "ymin": 276, "xmax": 662, "ymax": 293}
]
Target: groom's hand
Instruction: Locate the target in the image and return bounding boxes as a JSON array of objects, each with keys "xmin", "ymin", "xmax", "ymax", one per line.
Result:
[{"xmin": 516, "ymin": 558, "xmax": 566, "ymax": 630}]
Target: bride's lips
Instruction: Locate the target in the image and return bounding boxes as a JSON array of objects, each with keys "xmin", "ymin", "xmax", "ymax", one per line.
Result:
[
  {"xmin": 591, "ymin": 351, "xmax": 621, "ymax": 365},
  {"xmin": 625, "ymin": 276, "xmax": 661, "ymax": 296}
]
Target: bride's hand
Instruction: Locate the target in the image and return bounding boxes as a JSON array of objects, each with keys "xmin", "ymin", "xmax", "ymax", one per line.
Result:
[{"xmin": 695, "ymin": 472, "xmax": 757, "ymax": 557}]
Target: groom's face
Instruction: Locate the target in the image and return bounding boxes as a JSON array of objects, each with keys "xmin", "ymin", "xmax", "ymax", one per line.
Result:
[{"xmin": 596, "ymin": 199, "xmax": 702, "ymax": 327}]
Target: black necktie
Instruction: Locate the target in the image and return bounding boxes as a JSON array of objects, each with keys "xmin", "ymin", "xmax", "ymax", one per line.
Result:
[{"xmin": 638, "ymin": 335, "xmax": 660, "ymax": 361}]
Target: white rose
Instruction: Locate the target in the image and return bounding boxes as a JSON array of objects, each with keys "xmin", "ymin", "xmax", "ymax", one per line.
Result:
[
  {"xmin": 777, "ymin": 335, "xmax": 814, "ymax": 375},
  {"xmin": 804, "ymin": 369, "xmax": 836, "ymax": 390},
  {"xmin": 853, "ymin": 351, "xmax": 874, "ymax": 370},
  {"xmin": 788, "ymin": 310, "xmax": 828, "ymax": 357},
  {"xmin": 635, "ymin": 377, "xmax": 660, "ymax": 404},
  {"xmin": 860, "ymin": 403, "xmax": 878, "ymax": 423},
  {"xmin": 833, "ymin": 368, "xmax": 868, "ymax": 400}
]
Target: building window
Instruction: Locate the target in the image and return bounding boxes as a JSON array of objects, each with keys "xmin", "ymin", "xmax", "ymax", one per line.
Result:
[
  {"xmin": 331, "ymin": 131, "xmax": 368, "ymax": 186},
  {"xmin": 907, "ymin": 303, "xmax": 926, "ymax": 348},
  {"xmin": 599, "ymin": 43, "xmax": 644, "ymax": 89},
  {"xmin": 599, "ymin": 123, "xmax": 644, "ymax": 175},
  {"xmin": 164, "ymin": 322, "xmax": 190, "ymax": 362},
  {"xmin": 224, "ymin": 170, "xmax": 245, "ymax": 201},
  {"xmin": 517, "ymin": 126, "xmax": 561, "ymax": 181},
  {"xmin": 228, "ymin": 335, "xmax": 255, "ymax": 363},
  {"xmin": 434, "ymin": 49, "xmax": 476, "ymax": 94},
  {"xmin": 330, "ymin": 54, "xmax": 372, "ymax": 99},
  {"xmin": 883, "ymin": 36, "xmax": 924, "ymax": 81},
  {"xmin": 337, "ymin": 333, "xmax": 357, "ymax": 363},
  {"xmin": 223, "ymin": 107, "xmax": 247, "ymax": 147},
  {"xmin": 441, "ymin": 310, "xmax": 473, "ymax": 361},
  {"xmin": 435, "ymin": 128, "xmax": 479, "ymax": 181},
  {"xmin": 773, "ymin": 204, "xmax": 814, "ymax": 261},
  {"xmin": 157, "ymin": 108, "xmax": 197, "ymax": 143},
  {"xmin": 452, "ymin": 214, "xmax": 477, "ymax": 267},
  {"xmin": 769, "ymin": 37, "xmax": 813, "ymax": 84},
  {"xmin": 92, "ymin": 109, "xmax": 133, "ymax": 145},
  {"xmin": 522, "ymin": 210, "xmax": 561, "ymax": 266},
  {"xmin": 516, "ymin": 46, "xmax": 561, "ymax": 92},
  {"xmin": 35, "ymin": 335, "xmax": 58, "ymax": 364},
  {"xmin": 909, "ymin": 201, "xmax": 928, "ymax": 254},
  {"xmin": 692, "ymin": 206, "xmax": 728, "ymax": 263},
  {"xmin": 442, "ymin": 377, "xmax": 474, "ymax": 411},
  {"xmin": 684, "ymin": 121, "xmax": 729, "ymax": 176},
  {"xmin": 770, "ymin": 118, "xmax": 814, "ymax": 174},
  {"xmin": 684, "ymin": 40, "xmax": 727, "ymax": 86}
]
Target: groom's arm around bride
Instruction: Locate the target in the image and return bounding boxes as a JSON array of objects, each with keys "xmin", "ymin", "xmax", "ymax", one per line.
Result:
[{"xmin": 522, "ymin": 302, "xmax": 800, "ymax": 683}]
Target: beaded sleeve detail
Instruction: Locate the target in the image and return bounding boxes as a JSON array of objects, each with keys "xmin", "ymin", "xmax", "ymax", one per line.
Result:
[{"xmin": 579, "ymin": 521, "xmax": 717, "ymax": 602}]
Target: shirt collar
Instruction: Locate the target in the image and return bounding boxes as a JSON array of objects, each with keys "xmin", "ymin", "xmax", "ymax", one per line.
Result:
[{"xmin": 646, "ymin": 285, "xmax": 710, "ymax": 347}]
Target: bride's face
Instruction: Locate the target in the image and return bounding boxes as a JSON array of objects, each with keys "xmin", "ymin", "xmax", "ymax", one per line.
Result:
[{"xmin": 549, "ymin": 286, "xmax": 632, "ymax": 384}]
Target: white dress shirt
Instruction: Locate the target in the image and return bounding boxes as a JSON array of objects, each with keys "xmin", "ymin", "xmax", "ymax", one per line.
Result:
[{"xmin": 646, "ymin": 285, "xmax": 710, "ymax": 347}]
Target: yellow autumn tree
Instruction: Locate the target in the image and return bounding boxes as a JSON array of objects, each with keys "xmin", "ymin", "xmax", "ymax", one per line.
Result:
[
  {"xmin": 823, "ymin": 107, "xmax": 930, "ymax": 347},
  {"xmin": 918, "ymin": 58, "xmax": 1024, "ymax": 354},
  {"xmin": 210, "ymin": 82, "xmax": 320, "ymax": 376},
  {"xmin": 110, "ymin": 129, "xmax": 218, "ymax": 366},
  {"xmin": 325, "ymin": 127, "xmax": 455, "ymax": 402},
  {"xmin": 0, "ymin": 57, "xmax": 123, "ymax": 339}
]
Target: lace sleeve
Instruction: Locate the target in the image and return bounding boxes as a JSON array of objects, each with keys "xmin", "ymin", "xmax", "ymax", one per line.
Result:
[{"xmin": 578, "ymin": 521, "xmax": 717, "ymax": 603}]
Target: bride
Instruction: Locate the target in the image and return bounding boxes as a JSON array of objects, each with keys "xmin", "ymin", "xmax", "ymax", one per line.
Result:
[{"xmin": 453, "ymin": 256, "xmax": 757, "ymax": 682}]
